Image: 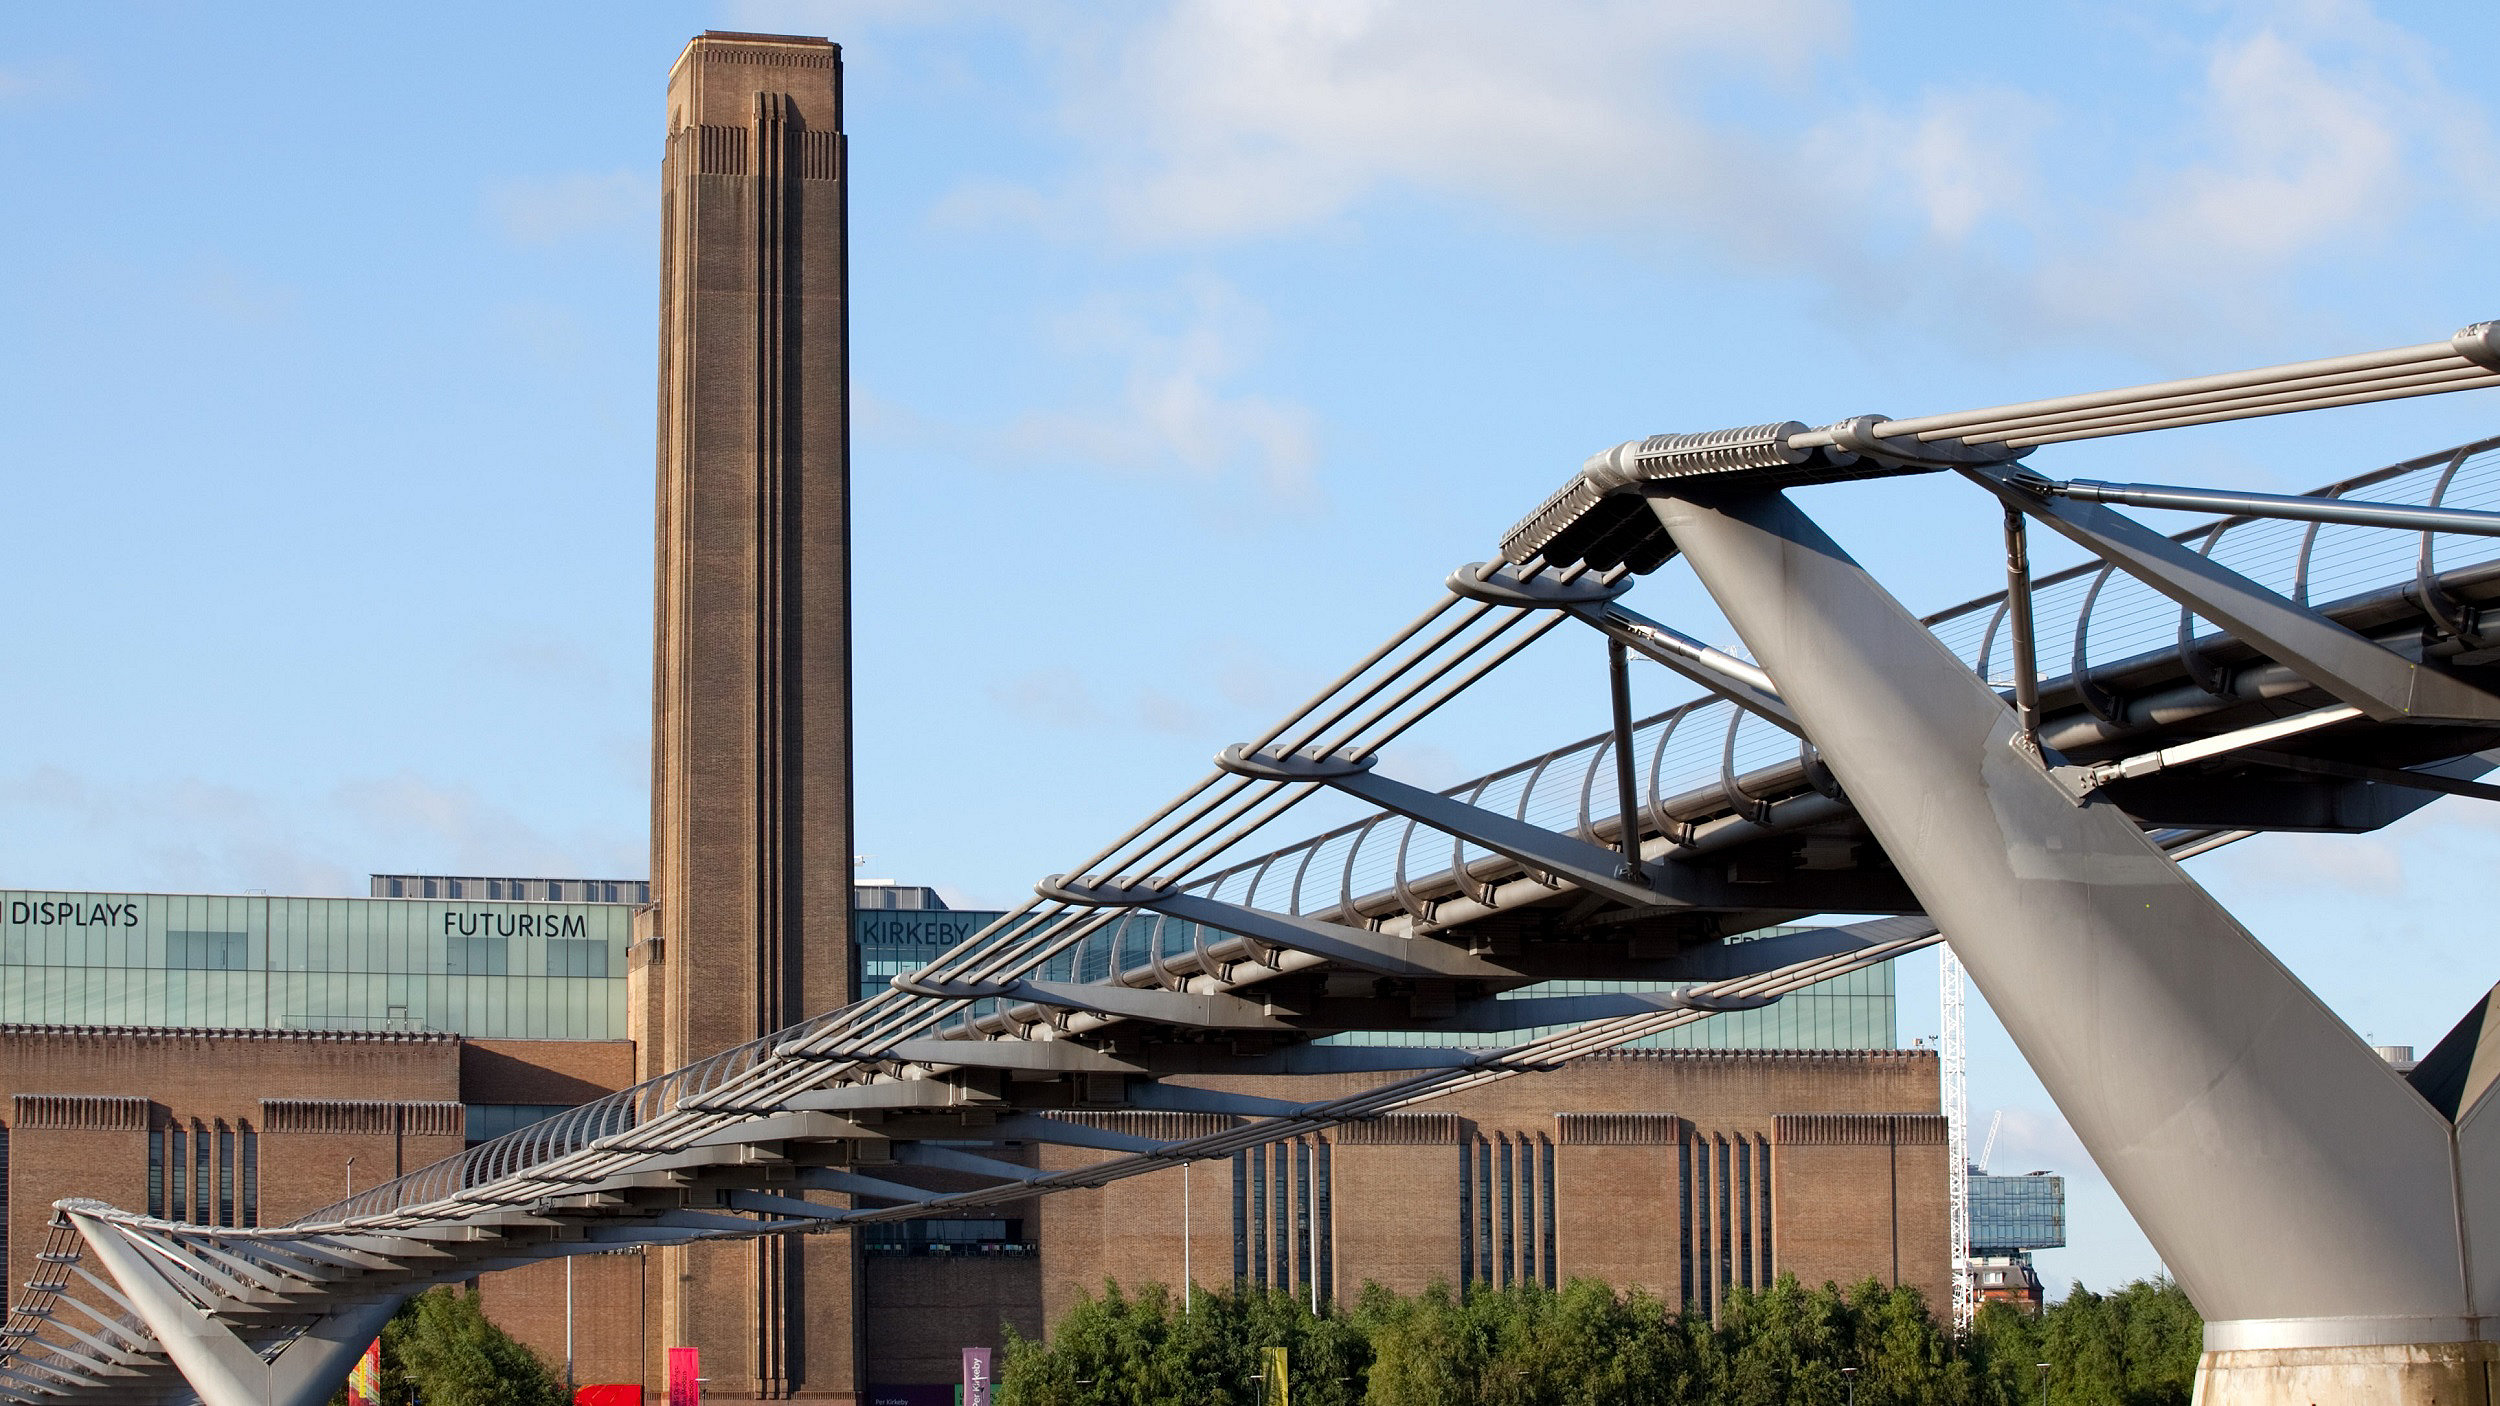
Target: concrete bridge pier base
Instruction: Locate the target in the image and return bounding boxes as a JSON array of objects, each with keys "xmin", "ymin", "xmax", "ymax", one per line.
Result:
[{"xmin": 2195, "ymin": 1342, "xmax": 2495, "ymax": 1404}]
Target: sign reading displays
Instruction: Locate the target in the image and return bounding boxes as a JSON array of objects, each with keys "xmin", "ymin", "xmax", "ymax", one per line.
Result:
[{"xmin": 5, "ymin": 899, "xmax": 138, "ymax": 928}]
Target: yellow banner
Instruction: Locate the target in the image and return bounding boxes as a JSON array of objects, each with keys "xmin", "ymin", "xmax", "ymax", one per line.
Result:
[{"xmin": 1263, "ymin": 1346, "xmax": 1288, "ymax": 1406}]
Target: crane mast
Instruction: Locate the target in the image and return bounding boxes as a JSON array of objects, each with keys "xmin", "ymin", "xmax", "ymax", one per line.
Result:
[{"xmin": 1942, "ymin": 943, "xmax": 1973, "ymax": 1333}]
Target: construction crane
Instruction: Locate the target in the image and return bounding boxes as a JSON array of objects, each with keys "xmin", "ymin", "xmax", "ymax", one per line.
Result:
[
  {"xmin": 1979, "ymin": 1108, "xmax": 2005, "ymax": 1176},
  {"xmin": 1942, "ymin": 944, "xmax": 1972, "ymax": 1334}
]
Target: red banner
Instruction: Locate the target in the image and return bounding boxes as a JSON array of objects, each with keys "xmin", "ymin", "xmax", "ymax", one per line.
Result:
[
  {"xmin": 667, "ymin": 1347, "xmax": 701, "ymax": 1406},
  {"xmin": 345, "ymin": 1338, "xmax": 381, "ymax": 1406}
]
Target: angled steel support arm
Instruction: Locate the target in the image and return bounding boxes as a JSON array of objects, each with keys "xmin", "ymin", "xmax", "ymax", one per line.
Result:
[
  {"xmin": 784, "ymin": 1080, "xmax": 995, "ymax": 1115},
  {"xmin": 1572, "ymin": 600, "xmax": 1799, "ymax": 731},
  {"xmin": 989, "ymin": 1114, "xmax": 1169, "ymax": 1154},
  {"xmin": 1651, "ymin": 483, "xmax": 2473, "ymax": 1346},
  {"xmin": 1029, "ymin": 878, "xmax": 1516, "ymax": 979},
  {"xmin": 1417, "ymin": 988, "xmax": 1776, "ymax": 1031},
  {"xmin": 1213, "ymin": 749, "xmax": 1669, "ymax": 908},
  {"xmin": 787, "ymin": 1168, "xmax": 941, "ymax": 1205},
  {"xmin": 881, "ymin": 1039, "xmax": 1141, "ymax": 1076},
  {"xmin": 1144, "ymin": 891, "xmax": 1512, "ymax": 979},
  {"xmin": 1971, "ymin": 464, "xmax": 2500, "ymax": 723},
  {"xmin": 986, "ymin": 978, "xmax": 1290, "ymax": 1031},
  {"xmin": 1325, "ymin": 769, "xmax": 1669, "ymax": 907},
  {"xmin": 1118, "ymin": 1083, "xmax": 1314, "ymax": 1119},
  {"xmin": 890, "ymin": 1144, "xmax": 1043, "ymax": 1184}
]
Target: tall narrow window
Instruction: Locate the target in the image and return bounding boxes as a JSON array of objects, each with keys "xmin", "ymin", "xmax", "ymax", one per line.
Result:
[
  {"xmin": 167, "ymin": 1126, "xmax": 186, "ymax": 1221},
  {"xmin": 1757, "ymin": 1136, "xmax": 1774, "ymax": 1287},
  {"xmin": 217, "ymin": 1124, "xmax": 235, "ymax": 1227},
  {"xmin": 1458, "ymin": 1138, "xmax": 1475, "ymax": 1285},
  {"xmin": 193, "ymin": 1123, "xmax": 210, "ymax": 1225},
  {"xmin": 1735, "ymin": 1138, "xmax": 1753, "ymax": 1291},
  {"xmin": 1497, "ymin": 1137, "xmax": 1514, "ymax": 1287},
  {"xmin": 1270, "ymin": 1143, "xmax": 1290, "ymax": 1292},
  {"xmin": 1519, "ymin": 1137, "xmax": 1535, "ymax": 1288},
  {"xmin": 1717, "ymin": 1135, "xmax": 1733, "ymax": 1304},
  {"xmin": 1231, "ymin": 1151, "xmax": 1249, "ymax": 1284},
  {"xmin": 1678, "ymin": 1136, "xmax": 1694, "ymax": 1310},
  {"xmin": 1292, "ymin": 1141, "xmax": 1311, "ymax": 1295},
  {"xmin": 1316, "ymin": 1141, "xmax": 1334, "ymax": 1310},
  {"xmin": 1476, "ymin": 1139, "xmax": 1493, "ymax": 1285},
  {"xmin": 1540, "ymin": 1140, "xmax": 1558, "ymax": 1289},
  {"xmin": 1250, "ymin": 1144, "xmax": 1268, "ymax": 1288},
  {"xmin": 1693, "ymin": 1138, "xmax": 1713, "ymax": 1313},
  {"xmin": 240, "ymin": 1125, "xmax": 259, "ymax": 1228},
  {"xmin": 148, "ymin": 1128, "xmax": 166, "ymax": 1218}
]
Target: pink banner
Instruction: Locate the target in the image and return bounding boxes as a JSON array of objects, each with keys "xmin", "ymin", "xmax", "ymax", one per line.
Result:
[
  {"xmin": 962, "ymin": 1347, "xmax": 993, "ymax": 1406},
  {"xmin": 667, "ymin": 1346, "xmax": 701, "ymax": 1406}
]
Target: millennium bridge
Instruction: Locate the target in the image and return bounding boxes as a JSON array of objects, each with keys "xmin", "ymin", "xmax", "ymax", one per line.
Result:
[{"xmin": 9, "ymin": 324, "xmax": 2500, "ymax": 1404}]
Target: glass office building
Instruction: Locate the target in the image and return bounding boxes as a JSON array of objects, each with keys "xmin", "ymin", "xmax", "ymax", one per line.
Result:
[
  {"xmin": 0, "ymin": 889, "xmax": 632, "ymax": 1039},
  {"xmin": 851, "ymin": 899, "xmax": 1895, "ymax": 1052},
  {"xmin": 1971, "ymin": 1172, "xmax": 2068, "ymax": 1253}
]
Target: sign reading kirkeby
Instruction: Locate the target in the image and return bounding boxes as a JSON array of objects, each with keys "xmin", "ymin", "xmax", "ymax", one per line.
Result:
[
  {"xmin": 961, "ymin": 1347, "xmax": 992, "ymax": 1406},
  {"xmin": 667, "ymin": 1346, "xmax": 701, "ymax": 1406}
]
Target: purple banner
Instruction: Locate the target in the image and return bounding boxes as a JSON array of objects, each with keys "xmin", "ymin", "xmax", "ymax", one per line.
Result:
[{"xmin": 962, "ymin": 1347, "xmax": 994, "ymax": 1406}]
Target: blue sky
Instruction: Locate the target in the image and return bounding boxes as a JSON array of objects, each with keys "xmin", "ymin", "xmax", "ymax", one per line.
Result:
[{"xmin": 3, "ymin": 1, "xmax": 2497, "ymax": 1294}]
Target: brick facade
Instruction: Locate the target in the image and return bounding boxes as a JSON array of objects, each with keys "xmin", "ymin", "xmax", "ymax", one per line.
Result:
[{"xmin": 0, "ymin": 1028, "xmax": 645, "ymax": 1391}]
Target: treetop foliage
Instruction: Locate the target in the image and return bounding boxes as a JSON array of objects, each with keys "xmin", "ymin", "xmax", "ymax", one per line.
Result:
[
  {"xmin": 998, "ymin": 1274, "xmax": 2200, "ymax": 1406},
  {"xmin": 329, "ymin": 1286, "xmax": 569, "ymax": 1406}
]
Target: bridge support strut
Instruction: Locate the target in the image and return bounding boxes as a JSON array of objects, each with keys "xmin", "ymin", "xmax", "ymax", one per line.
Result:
[
  {"xmin": 70, "ymin": 1214, "xmax": 402, "ymax": 1406},
  {"xmin": 1653, "ymin": 488, "xmax": 2497, "ymax": 1404}
]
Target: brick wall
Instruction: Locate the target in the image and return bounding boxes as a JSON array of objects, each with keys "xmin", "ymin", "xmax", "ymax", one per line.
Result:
[{"xmin": 1031, "ymin": 1051, "xmax": 1944, "ymax": 1331}]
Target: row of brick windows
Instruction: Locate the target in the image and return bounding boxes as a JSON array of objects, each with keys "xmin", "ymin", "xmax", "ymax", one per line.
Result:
[
  {"xmin": 147, "ymin": 1122, "xmax": 258, "ymax": 1227},
  {"xmin": 1232, "ymin": 1139, "xmax": 1333, "ymax": 1305},
  {"xmin": 1461, "ymin": 1134, "xmax": 1558, "ymax": 1291},
  {"xmin": 1683, "ymin": 1133, "xmax": 1773, "ymax": 1314}
]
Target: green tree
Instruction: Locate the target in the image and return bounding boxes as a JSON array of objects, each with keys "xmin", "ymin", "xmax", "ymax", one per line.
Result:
[
  {"xmin": 332, "ymin": 1287, "xmax": 566, "ymax": 1406},
  {"xmin": 999, "ymin": 1270, "xmax": 2200, "ymax": 1406},
  {"xmin": 1967, "ymin": 1276, "xmax": 2200, "ymax": 1406},
  {"xmin": 998, "ymin": 1280, "xmax": 1367, "ymax": 1406}
]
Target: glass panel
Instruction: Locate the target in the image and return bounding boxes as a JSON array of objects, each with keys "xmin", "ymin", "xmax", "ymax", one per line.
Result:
[{"xmin": 0, "ymin": 891, "xmax": 628, "ymax": 1038}]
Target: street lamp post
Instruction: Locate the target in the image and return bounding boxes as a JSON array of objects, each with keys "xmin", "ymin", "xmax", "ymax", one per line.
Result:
[
  {"xmin": 1842, "ymin": 1365, "xmax": 1857, "ymax": 1406},
  {"xmin": 2038, "ymin": 1361, "xmax": 2051, "ymax": 1406}
]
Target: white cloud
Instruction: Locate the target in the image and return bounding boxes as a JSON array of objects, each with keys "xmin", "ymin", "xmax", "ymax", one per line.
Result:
[
  {"xmin": 927, "ymin": 0, "xmax": 2496, "ymax": 350},
  {"xmin": 1008, "ymin": 0, "xmax": 1843, "ymax": 245},
  {"xmin": 487, "ymin": 170, "xmax": 656, "ymax": 246},
  {"xmin": 182, "ymin": 258, "xmax": 299, "ymax": 325},
  {"xmin": 997, "ymin": 279, "xmax": 1320, "ymax": 505},
  {"xmin": 0, "ymin": 60, "xmax": 79, "ymax": 104},
  {"xmin": 0, "ymin": 767, "xmax": 637, "ymax": 896},
  {"xmin": 987, "ymin": 668, "xmax": 1105, "ymax": 729},
  {"xmin": 988, "ymin": 668, "xmax": 1219, "ymax": 738},
  {"xmin": 2206, "ymin": 829, "xmax": 2407, "ymax": 897}
]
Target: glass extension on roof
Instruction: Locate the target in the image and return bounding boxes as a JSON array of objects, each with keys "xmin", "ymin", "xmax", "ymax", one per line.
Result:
[
  {"xmin": 865, "ymin": 907, "xmax": 1896, "ymax": 1053},
  {"xmin": 0, "ymin": 890, "xmax": 630, "ymax": 1039}
]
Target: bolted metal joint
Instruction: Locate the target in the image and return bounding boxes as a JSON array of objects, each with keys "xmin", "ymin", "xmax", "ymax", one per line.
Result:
[
  {"xmin": 1819, "ymin": 415, "xmax": 2032, "ymax": 469},
  {"xmin": 2454, "ymin": 321, "xmax": 2500, "ymax": 373},
  {"xmin": 1444, "ymin": 562, "xmax": 1632, "ymax": 608},
  {"xmin": 1032, "ymin": 875, "xmax": 1181, "ymax": 908},
  {"xmin": 1213, "ymin": 743, "xmax": 1377, "ymax": 783}
]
